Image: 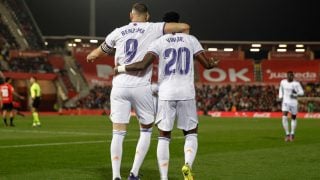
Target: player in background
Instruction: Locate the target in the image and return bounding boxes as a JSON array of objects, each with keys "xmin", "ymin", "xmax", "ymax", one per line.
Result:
[
  {"xmin": 86, "ymin": 3, "xmax": 190, "ymax": 180},
  {"xmin": 115, "ymin": 11, "xmax": 219, "ymax": 180},
  {"xmin": 0, "ymin": 77, "xmax": 24, "ymax": 126},
  {"xmin": 30, "ymin": 76, "xmax": 41, "ymax": 127},
  {"xmin": 278, "ymin": 71, "xmax": 304, "ymax": 142}
]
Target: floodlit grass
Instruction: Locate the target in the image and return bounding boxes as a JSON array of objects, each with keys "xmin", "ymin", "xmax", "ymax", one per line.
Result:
[{"xmin": 0, "ymin": 115, "xmax": 319, "ymax": 179}]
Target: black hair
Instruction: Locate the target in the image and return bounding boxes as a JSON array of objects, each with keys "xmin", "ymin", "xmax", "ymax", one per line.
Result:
[{"xmin": 163, "ymin": 11, "xmax": 180, "ymax": 23}]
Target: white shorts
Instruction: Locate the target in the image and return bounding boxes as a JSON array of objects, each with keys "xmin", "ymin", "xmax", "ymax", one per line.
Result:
[
  {"xmin": 155, "ymin": 99, "xmax": 198, "ymax": 131},
  {"xmin": 282, "ymin": 102, "xmax": 298, "ymax": 115},
  {"xmin": 110, "ymin": 85, "xmax": 155, "ymax": 124}
]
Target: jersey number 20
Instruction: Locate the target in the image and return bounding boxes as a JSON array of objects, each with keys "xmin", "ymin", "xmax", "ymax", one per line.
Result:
[{"xmin": 164, "ymin": 47, "xmax": 191, "ymax": 76}]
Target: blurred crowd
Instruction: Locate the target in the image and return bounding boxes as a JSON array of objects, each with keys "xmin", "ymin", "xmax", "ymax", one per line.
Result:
[
  {"xmin": 196, "ymin": 83, "xmax": 320, "ymax": 113},
  {"xmin": 9, "ymin": 57, "xmax": 53, "ymax": 73},
  {"xmin": 77, "ymin": 85, "xmax": 111, "ymax": 110},
  {"xmin": 77, "ymin": 83, "xmax": 320, "ymax": 113}
]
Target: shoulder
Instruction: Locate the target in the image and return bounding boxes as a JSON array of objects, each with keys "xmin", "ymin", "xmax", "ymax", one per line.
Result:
[
  {"xmin": 149, "ymin": 22, "xmax": 164, "ymax": 26},
  {"xmin": 293, "ymin": 80, "xmax": 302, "ymax": 85}
]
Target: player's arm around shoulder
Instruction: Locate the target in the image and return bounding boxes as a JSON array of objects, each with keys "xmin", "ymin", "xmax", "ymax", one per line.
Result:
[
  {"xmin": 164, "ymin": 22, "xmax": 190, "ymax": 34},
  {"xmin": 115, "ymin": 53, "xmax": 157, "ymax": 73}
]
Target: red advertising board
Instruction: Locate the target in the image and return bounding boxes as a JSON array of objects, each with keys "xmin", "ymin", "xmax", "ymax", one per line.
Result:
[
  {"xmin": 3, "ymin": 72, "xmax": 57, "ymax": 80},
  {"xmin": 268, "ymin": 51, "xmax": 313, "ymax": 60},
  {"xmin": 261, "ymin": 60, "xmax": 320, "ymax": 82},
  {"xmin": 198, "ymin": 60, "xmax": 255, "ymax": 83},
  {"xmin": 9, "ymin": 50, "xmax": 49, "ymax": 58},
  {"xmin": 205, "ymin": 50, "xmax": 245, "ymax": 60},
  {"xmin": 73, "ymin": 47, "xmax": 115, "ymax": 85},
  {"xmin": 207, "ymin": 111, "xmax": 320, "ymax": 119}
]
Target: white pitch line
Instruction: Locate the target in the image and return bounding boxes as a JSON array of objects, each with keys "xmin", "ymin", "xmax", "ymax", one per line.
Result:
[
  {"xmin": 0, "ymin": 129, "xmax": 107, "ymax": 136},
  {"xmin": 0, "ymin": 136, "xmax": 184, "ymax": 149},
  {"xmin": 0, "ymin": 140, "xmax": 106, "ymax": 149}
]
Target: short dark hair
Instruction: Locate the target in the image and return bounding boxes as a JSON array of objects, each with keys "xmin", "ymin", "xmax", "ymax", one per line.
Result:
[
  {"xmin": 287, "ymin": 71, "xmax": 294, "ymax": 74},
  {"xmin": 132, "ymin": 3, "xmax": 148, "ymax": 14},
  {"xmin": 163, "ymin": 11, "xmax": 180, "ymax": 23}
]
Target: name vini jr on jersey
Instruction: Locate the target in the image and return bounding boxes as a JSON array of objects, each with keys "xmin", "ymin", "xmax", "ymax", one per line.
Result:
[
  {"xmin": 121, "ymin": 28, "xmax": 145, "ymax": 36},
  {"xmin": 166, "ymin": 36, "xmax": 184, "ymax": 43}
]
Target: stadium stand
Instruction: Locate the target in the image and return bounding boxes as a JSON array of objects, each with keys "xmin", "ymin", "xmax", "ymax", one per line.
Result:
[
  {"xmin": 1, "ymin": 0, "xmax": 44, "ymax": 49},
  {"xmin": 1, "ymin": 0, "xmax": 320, "ymax": 114}
]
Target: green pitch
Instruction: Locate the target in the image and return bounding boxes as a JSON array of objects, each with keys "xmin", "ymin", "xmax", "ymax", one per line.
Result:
[{"xmin": 0, "ymin": 115, "xmax": 319, "ymax": 180}]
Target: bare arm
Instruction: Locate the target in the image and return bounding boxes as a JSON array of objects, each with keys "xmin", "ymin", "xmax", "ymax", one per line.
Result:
[
  {"xmin": 13, "ymin": 91, "xmax": 24, "ymax": 100},
  {"xmin": 115, "ymin": 53, "xmax": 156, "ymax": 73},
  {"xmin": 86, "ymin": 42, "xmax": 115, "ymax": 63},
  {"xmin": 195, "ymin": 52, "xmax": 219, "ymax": 69},
  {"xmin": 164, "ymin": 23, "xmax": 190, "ymax": 34}
]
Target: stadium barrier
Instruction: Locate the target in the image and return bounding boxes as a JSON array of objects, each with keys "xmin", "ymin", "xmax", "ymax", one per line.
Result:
[
  {"xmin": 19, "ymin": 110, "xmax": 320, "ymax": 119},
  {"xmin": 207, "ymin": 111, "xmax": 320, "ymax": 119}
]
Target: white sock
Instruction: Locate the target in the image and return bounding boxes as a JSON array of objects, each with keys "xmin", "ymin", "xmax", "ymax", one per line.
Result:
[
  {"xmin": 157, "ymin": 137, "xmax": 170, "ymax": 180},
  {"xmin": 282, "ymin": 116, "xmax": 289, "ymax": 135},
  {"xmin": 130, "ymin": 128, "xmax": 152, "ymax": 176},
  {"xmin": 291, "ymin": 119, "xmax": 297, "ymax": 135},
  {"xmin": 110, "ymin": 130, "xmax": 126, "ymax": 180},
  {"xmin": 184, "ymin": 134, "xmax": 198, "ymax": 168}
]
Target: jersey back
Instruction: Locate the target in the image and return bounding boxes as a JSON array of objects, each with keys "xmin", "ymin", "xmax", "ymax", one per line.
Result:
[
  {"xmin": 105, "ymin": 22, "xmax": 164, "ymax": 87},
  {"xmin": 0, "ymin": 83, "xmax": 14, "ymax": 103},
  {"xmin": 147, "ymin": 33, "xmax": 204, "ymax": 100}
]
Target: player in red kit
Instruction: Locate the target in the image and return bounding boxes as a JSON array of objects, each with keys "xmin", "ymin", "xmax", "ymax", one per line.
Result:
[{"xmin": 0, "ymin": 77, "xmax": 24, "ymax": 126}]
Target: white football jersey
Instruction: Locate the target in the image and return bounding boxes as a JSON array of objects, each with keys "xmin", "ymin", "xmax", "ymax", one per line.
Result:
[
  {"xmin": 105, "ymin": 22, "xmax": 165, "ymax": 87},
  {"xmin": 147, "ymin": 33, "xmax": 204, "ymax": 100},
  {"xmin": 279, "ymin": 79, "xmax": 304, "ymax": 105}
]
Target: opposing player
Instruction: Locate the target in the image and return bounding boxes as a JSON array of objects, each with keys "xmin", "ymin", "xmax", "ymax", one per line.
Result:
[
  {"xmin": 30, "ymin": 76, "xmax": 41, "ymax": 127},
  {"xmin": 86, "ymin": 3, "xmax": 190, "ymax": 180},
  {"xmin": 278, "ymin": 71, "xmax": 304, "ymax": 142},
  {"xmin": 0, "ymin": 77, "xmax": 24, "ymax": 127},
  {"xmin": 115, "ymin": 11, "xmax": 219, "ymax": 180}
]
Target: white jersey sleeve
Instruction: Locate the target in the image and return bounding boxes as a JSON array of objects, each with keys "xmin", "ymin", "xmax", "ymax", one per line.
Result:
[
  {"xmin": 105, "ymin": 28, "xmax": 118, "ymax": 48},
  {"xmin": 279, "ymin": 80, "xmax": 284, "ymax": 99},
  {"xmin": 190, "ymin": 35, "xmax": 205, "ymax": 55},
  {"xmin": 294, "ymin": 81, "xmax": 304, "ymax": 96}
]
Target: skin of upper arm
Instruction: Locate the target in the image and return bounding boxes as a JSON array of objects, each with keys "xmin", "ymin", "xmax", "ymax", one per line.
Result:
[{"xmin": 163, "ymin": 23, "xmax": 190, "ymax": 34}]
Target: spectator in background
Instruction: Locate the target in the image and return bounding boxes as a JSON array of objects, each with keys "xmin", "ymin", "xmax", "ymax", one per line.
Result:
[{"xmin": 307, "ymin": 101, "xmax": 314, "ymax": 113}]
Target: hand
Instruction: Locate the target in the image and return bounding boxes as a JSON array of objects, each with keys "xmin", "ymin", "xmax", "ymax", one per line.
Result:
[
  {"xmin": 114, "ymin": 67, "xmax": 119, "ymax": 75},
  {"xmin": 19, "ymin": 96, "xmax": 25, "ymax": 100},
  {"xmin": 86, "ymin": 53, "xmax": 98, "ymax": 63},
  {"xmin": 290, "ymin": 94, "xmax": 298, "ymax": 99},
  {"xmin": 209, "ymin": 57, "xmax": 219, "ymax": 68}
]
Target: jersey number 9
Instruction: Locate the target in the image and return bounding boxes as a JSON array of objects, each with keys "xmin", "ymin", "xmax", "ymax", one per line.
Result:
[{"xmin": 124, "ymin": 39, "xmax": 138, "ymax": 64}]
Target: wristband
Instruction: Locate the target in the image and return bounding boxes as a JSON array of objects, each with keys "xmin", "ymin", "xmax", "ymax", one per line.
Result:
[{"xmin": 117, "ymin": 65, "xmax": 126, "ymax": 73}]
